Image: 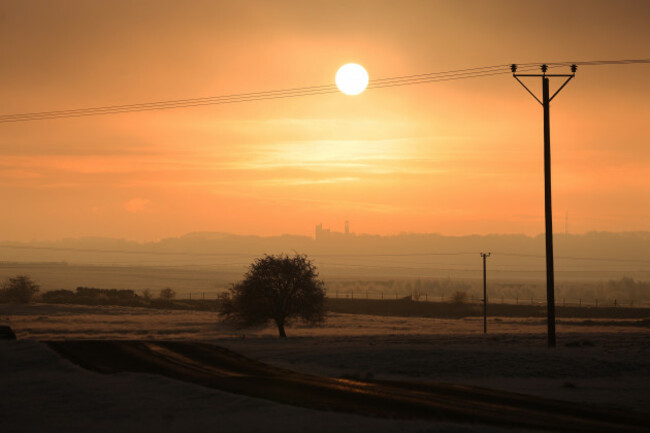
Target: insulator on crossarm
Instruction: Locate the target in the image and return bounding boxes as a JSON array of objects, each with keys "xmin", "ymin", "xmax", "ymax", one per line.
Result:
[
  {"xmin": 541, "ymin": 64, "xmax": 548, "ymax": 73},
  {"xmin": 571, "ymin": 64, "xmax": 577, "ymax": 73},
  {"xmin": 510, "ymin": 64, "xmax": 517, "ymax": 73}
]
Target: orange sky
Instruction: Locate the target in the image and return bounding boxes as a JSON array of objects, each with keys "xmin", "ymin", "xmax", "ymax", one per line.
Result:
[{"xmin": 0, "ymin": 0, "xmax": 648, "ymax": 241}]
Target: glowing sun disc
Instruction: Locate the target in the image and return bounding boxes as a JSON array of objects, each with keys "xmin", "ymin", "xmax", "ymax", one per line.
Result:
[{"xmin": 335, "ymin": 63, "xmax": 369, "ymax": 95}]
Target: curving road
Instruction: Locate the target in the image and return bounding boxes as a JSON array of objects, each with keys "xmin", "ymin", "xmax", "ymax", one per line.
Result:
[{"xmin": 47, "ymin": 340, "xmax": 649, "ymax": 432}]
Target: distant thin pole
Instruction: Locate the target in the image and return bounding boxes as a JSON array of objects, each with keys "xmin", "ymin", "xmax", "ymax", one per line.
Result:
[
  {"xmin": 481, "ymin": 252, "xmax": 491, "ymax": 334},
  {"xmin": 565, "ymin": 211, "xmax": 568, "ymax": 236}
]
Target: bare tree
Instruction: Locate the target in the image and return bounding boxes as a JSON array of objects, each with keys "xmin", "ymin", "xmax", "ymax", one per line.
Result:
[{"xmin": 218, "ymin": 254, "xmax": 326, "ymax": 338}]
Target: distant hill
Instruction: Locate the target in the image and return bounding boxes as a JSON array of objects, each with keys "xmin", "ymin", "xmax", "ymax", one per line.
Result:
[{"xmin": 0, "ymin": 231, "xmax": 648, "ymax": 282}]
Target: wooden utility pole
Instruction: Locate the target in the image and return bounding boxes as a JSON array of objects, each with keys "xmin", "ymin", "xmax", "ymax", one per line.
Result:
[
  {"xmin": 513, "ymin": 63, "xmax": 576, "ymax": 348},
  {"xmin": 481, "ymin": 252, "xmax": 491, "ymax": 334}
]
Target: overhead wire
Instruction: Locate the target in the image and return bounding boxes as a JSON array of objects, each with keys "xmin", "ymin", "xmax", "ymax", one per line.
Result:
[
  {"xmin": 1, "ymin": 243, "xmax": 647, "ymax": 265},
  {"xmin": 0, "ymin": 58, "xmax": 646, "ymax": 122},
  {"xmin": 0, "ymin": 67, "xmax": 508, "ymax": 122},
  {"xmin": 546, "ymin": 59, "xmax": 650, "ymax": 66},
  {"xmin": 0, "ymin": 63, "xmax": 566, "ymax": 123}
]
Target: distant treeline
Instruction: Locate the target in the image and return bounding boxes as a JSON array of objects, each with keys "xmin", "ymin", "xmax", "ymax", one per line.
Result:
[
  {"xmin": 326, "ymin": 277, "xmax": 650, "ymax": 306},
  {"xmin": 13, "ymin": 276, "xmax": 649, "ymax": 310},
  {"xmin": 39, "ymin": 286, "xmax": 190, "ymax": 309},
  {"xmin": 42, "ymin": 287, "xmax": 139, "ymax": 305}
]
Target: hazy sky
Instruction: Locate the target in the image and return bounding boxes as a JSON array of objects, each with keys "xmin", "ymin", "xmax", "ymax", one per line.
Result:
[{"xmin": 0, "ymin": 0, "xmax": 648, "ymax": 241}]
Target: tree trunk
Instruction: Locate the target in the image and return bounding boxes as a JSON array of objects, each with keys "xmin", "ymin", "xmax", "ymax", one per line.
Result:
[{"xmin": 276, "ymin": 320, "xmax": 287, "ymax": 338}]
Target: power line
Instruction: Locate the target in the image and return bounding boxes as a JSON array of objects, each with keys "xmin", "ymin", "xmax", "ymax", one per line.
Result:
[
  {"xmin": 494, "ymin": 252, "xmax": 650, "ymax": 264},
  {"xmin": 3, "ymin": 59, "xmax": 647, "ymax": 123},
  {"xmin": 546, "ymin": 59, "xmax": 650, "ymax": 66},
  {"xmin": 1, "ymin": 243, "xmax": 648, "ymax": 264},
  {"xmin": 0, "ymin": 65, "xmax": 524, "ymax": 123}
]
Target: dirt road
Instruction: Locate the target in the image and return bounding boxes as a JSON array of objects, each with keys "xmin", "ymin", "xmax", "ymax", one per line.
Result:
[{"xmin": 48, "ymin": 340, "xmax": 648, "ymax": 432}]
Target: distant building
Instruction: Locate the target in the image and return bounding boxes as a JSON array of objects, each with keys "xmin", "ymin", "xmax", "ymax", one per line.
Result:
[
  {"xmin": 315, "ymin": 221, "xmax": 352, "ymax": 241},
  {"xmin": 315, "ymin": 223, "xmax": 331, "ymax": 240}
]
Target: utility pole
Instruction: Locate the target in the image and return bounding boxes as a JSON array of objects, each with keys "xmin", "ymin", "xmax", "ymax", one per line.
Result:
[
  {"xmin": 512, "ymin": 63, "xmax": 576, "ymax": 348},
  {"xmin": 481, "ymin": 252, "xmax": 491, "ymax": 334}
]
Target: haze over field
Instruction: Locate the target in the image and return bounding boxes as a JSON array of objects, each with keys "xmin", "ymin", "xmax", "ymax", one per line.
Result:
[
  {"xmin": 0, "ymin": 231, "xmax": 648, "ymax": 305},
  {"xmin": 1, "ymin": 230, "xmax": 648, "ymax": 274}
]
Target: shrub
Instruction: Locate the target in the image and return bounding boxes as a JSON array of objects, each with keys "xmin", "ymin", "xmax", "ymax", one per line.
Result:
[
  {"xmin": 41, "ymin": 289, "xmax": 75, "ymax": 303},
  {"xmin": 0, "ymin": 275, "xmax": 40, "ymax": 303},
  {"xmin": 451, "ymin": 291, "xmax": 469, "ymax": 305},
  {"xmin": 159, "ymin": 287, "xmax": 176, "ymax": 301}
]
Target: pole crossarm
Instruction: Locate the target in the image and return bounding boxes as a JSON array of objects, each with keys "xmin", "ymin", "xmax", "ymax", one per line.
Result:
[
  {"xmin": 550, "ymin": 76, "xmax": 574, "ymax": 102},
  {"xmin": 513, "ymin": 75, "xmax": 542, "ymax": 105},
  {"xmin": 513, "ymin": 73, "xmax": 575, "ymax": 105},
  {"xmin": 514, "ymin": 74, "xmax": 575, "ymax": 77}
]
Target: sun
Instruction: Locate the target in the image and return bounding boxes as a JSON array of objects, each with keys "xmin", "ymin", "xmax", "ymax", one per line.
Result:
[{"xmin": 335, "ymin": 63, "xmax": 369, "ymax": 95}]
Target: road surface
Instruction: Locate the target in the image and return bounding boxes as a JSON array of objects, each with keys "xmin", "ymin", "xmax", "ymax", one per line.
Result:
[{"xmin": 47, "ymin": 340, "xmax": 648, "ymax": 432}]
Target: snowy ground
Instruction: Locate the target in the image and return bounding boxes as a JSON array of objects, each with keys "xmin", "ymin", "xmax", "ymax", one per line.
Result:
[
  {"xmin": 1, "ymin": 303, "xmax": 649, "ymax": 432},
  {"xmin": 5, "ymin": 340, "xmax": 525, "ymax": 433}
]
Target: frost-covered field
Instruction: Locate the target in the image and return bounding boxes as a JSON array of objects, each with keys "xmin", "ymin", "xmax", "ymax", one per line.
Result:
[
  {"xmin": 3, "ymin": 302, "xmax": 648, "ymax": 340},
  {"xmin": 1, "ymin": 303, "xmax": 649, "ymax": 432}
]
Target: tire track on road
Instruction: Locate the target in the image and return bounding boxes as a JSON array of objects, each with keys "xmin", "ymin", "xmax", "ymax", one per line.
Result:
[{"xmin": 47, "ymin": 340, "xmax": 649, "ymax": 432}]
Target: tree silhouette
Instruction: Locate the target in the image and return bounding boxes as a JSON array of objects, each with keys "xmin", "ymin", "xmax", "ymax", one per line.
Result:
[
  {"xmin": 0, "ymin": 275, "xmax": 40, "ymax": 303},
  {"xmin": 159, "ymin": 287, "xmax": 176, "ymax": 301},
  {"xmin": 218, "ymin": 254, "xmax": 326, "ymax": 338}
]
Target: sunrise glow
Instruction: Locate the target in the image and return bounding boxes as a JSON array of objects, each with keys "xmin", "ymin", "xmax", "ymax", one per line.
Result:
[{"xmin": 0, "ymin": 2, "xmax": 647, "ymax": 242}]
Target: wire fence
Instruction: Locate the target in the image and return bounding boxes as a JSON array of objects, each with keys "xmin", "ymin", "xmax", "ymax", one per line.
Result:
[
  {"xmin": 184, "ymin": 290, "xmax": 649, "ymax": 308},
  {"xmin": 325, "ymin": 290, "xmax": 646, "ymax": 307}
]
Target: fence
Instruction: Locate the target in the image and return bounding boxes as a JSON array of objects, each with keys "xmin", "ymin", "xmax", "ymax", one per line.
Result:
[
  {"xmin": 324, "ymin": 289, "xmax": 648, "ymax": 308},
  {"xmin": 184, "ymin": 290, "xmax": 649, "ymax": 308}
]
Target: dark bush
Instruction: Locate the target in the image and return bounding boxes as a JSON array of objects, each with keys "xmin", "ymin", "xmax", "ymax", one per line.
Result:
[
  {"xmin": 0, "ymin": 275, "xmax": 40, "ymax": 303},
  {"xmin": 41, "ymin": 289, "xmax": 75, "ymax": 303},
  {"xmin": 159, "ymin": 288, "xmax": 176, "ymax": 301}
]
